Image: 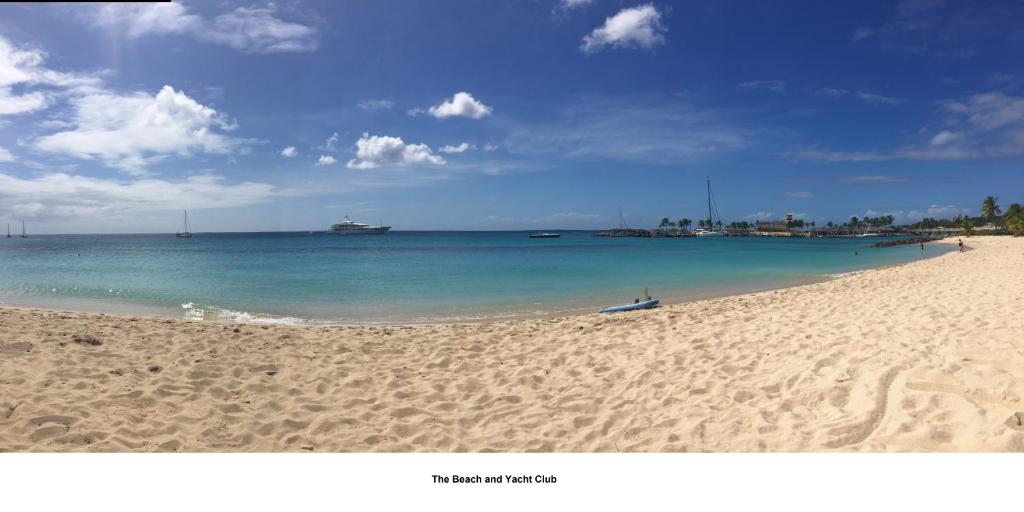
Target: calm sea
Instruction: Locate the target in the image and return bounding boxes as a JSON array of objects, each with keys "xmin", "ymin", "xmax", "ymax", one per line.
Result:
[{"xmin": 0, "ymin": 231, "xmax": 950, "ymax": 323}]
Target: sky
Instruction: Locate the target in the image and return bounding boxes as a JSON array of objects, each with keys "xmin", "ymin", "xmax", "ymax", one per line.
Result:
[{"xmin": 0, "ymin": 0, "xmax": 1022, "ymax": 233}]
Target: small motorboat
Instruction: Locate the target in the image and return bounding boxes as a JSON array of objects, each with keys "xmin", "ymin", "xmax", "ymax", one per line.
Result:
[{"xmin": 529, "ymin": 232, "xmax": 560, "ymax": 238}]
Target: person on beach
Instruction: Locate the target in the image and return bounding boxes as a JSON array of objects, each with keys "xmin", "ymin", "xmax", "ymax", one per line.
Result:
[
  {"xmin": 920, "ymin": 242, "xmax": 924, "ymax": 250},
  {"xmin": 958, "ymin": 239, "xmax": 964, "ymax": 252}
]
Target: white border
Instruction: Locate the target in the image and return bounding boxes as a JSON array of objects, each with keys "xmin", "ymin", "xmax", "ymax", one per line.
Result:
[{"xmin": 1, "ymin": 453, "xmax": 1019, "ymax": 511}]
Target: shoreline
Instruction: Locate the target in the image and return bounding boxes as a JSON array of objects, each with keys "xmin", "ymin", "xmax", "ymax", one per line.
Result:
[
  {"xmin": 0, "ymin": 242, "xmax": 953, "ymax": 327},
  {"xmin": 4, "ymin": 236, "xmax": 1022, "ymax": 452}
]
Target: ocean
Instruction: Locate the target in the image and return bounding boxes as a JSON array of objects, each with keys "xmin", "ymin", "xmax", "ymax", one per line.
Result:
[{"xmin": 0, "ymin": 231, "xmax": 951, "ymax": 323}]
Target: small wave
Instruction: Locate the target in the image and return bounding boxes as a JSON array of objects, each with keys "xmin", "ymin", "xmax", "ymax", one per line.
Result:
[
  {"xmin": 827, "ymin": 269, "xmax": 869, "ymax": 279},
  {"xmin": 181, "ymin": 301, "xmax": 313, "ymax": 325}
]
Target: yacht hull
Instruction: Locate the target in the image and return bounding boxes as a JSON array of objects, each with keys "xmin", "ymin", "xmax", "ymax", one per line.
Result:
[{"xmin": 328, "ymin": 227, "xmax": 391, "ymax": 235}]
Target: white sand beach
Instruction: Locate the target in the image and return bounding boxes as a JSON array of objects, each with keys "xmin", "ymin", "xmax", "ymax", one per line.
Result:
[{"xmin": 1, "ymin": 237, "xmax": 1022, "ymax": 452}]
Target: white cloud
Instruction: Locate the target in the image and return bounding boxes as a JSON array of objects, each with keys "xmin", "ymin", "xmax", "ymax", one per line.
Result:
[
  {"xmin": 811, "ymin": 87, "xmax": 850, "ymax": 98},
  {"xmin": 549, "ymin": 212, "xmax": 601, "ymax": 220},
  {"xmin": 0, "ymin": 88, "xmax": 48, "ymax": 115},
  {"xmin": 280, "ymin": 146, "xmax": 297, "ymax": 157},
  {"xmin": 852, "ymin": 28, "xmax": 875, "ymax": 41},
  {"xmin": 321, "ymin": 132, "xmax": 340, "ymax": 151},
  {"xmin": 839, "ymin": 175, "xmax": 910, "ymax": 184},
  {"xmin": 34, "ymin": 85, "xmax": 246, "ymax": 173},
  {"xmin": 854, "ymin": 91, "xmax": 905, "ymax": 105},
  {"xmin": 201, "ymin": 7, "xmax": 319, "ymax": 53},
  {"xmin": 559, "ymin": 0, "xmax": 594, "ymax": 8},
  {"xmin": 794, "ymin": 90, "xmax": 1024, "ymax": 162},
  {"xmin": 745, "ymin": 211, "xmax": 776, "ymax": 220},
  {"xmin": 482, "ymin": 144, "xmax": 500, "ymax": 151},
  {"xmin": 810, "ymin": 88, "xmax": 903, "ymax": 105},
  {"xmin": 91, "ymin": 2, "xmax": 200, "ymax": 37},
  {"xmin": 930, "ymin": 130, "xmax": 958, "ymax": 146},
  {"xmin": 581, "ymin": 4, "xmax": 666, "ymax": 53},
  {"xmin": 0, "ymin": 146, "xmax": 14, "ymax": 162},
  {"xmin": 0, "ymin": 36, "xmax": 102, "ymax": 116},
  {"xmin": 439, "ymin": 142, "xmax": 474, "ymax": 153},
  {"xmin": 357, "ymin": 99, "xmax": 394, "ymax": 111},
  {"xmin": 738, "ymin": 80, "xmax": 786, "ymax": 93},
  {"xmin": 346, "ymin": 133, "xmax": 445, "ymax": 169},
  {"xmin": 504, "ymin": 96, "xmax": 746, "ymax": 165},
  {"xmin": 316, "ymin": 154, "xmax": 337, "ymax": 166},
  {"xmin": 87, "ymin": 3, "xmax": 317, "ymax": 54},
  {"xmin": 939, "ymin": 91, "xmax": 1024, "ymax": 132},
  {"xmin": 0, "ymin": 172, "xmax": 277, "ymax": 220},
  {"xmin": 902, "ymin": 204, "xmax": 970, "ymax": 221},
  {"xmin": 425, "ymin": 91, "xmax": 492, "ymax": 119}
]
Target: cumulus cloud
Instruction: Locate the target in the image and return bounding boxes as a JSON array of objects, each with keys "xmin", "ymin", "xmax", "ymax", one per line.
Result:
[
  {"xmin": 918, "ymin": 204, "xmax": 970, "ymax": 219},
  {"xmin": 745, "ymin": 211, "xmax": 776, "ymax": 220},
  {"xmin": 0, "ymin": 172, "xmax": 277, "ymax": 220},
  {"xmin": 357, "ymin": 99, "xmax": 394, "ymax": 111},
  {"xmin": 424, "ymin": 92, "xmax": 492, "ymax": 119},
  {"xmin": 34, "ymin": 85, "xmax": 246, "ymax": 173},
  {"xmin": 581, "ymin": 4, "xmax": 666, "ymax": 53},
  {"xmin": 0, "ymin": 36, "xmax": 102, "ymax": 115},
  {"xmin": 346, "ymin": 133, "xmax": 445, "ymax": 169},
  {"xmin": 316, "ymin": 154, "xmax": 337, "ymax": 166},
  {"xmin": 280, "ymin": 146, "xmax": 297, "ymax": 157},
  {"xmin": 439, "ymin": 142, "xmax": 474, "ymax": 154},
  {"xmin": 0, "ymin": 146, "xmax": 14, "ymax": 162},
  {"xmin": 87, "ymin": 3, "xmax": 318, "ymax": 53},
  {"xmin": 738, "ymin": 80, "xmax": 786, "ymax": 93}
]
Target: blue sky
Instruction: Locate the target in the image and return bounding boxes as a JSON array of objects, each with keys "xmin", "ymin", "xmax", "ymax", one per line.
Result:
[{"xmin": 0, "ymin": 0, "xmax": 1022, "ymax": 233}]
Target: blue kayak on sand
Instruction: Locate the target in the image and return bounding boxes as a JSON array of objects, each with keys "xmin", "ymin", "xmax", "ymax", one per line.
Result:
[{"xmin": 599, "ymin": 298, "xmax": 659, "ymax": 313}]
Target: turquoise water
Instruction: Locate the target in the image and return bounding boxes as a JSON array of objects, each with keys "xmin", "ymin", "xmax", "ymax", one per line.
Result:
[{"xmin": 0, "ymin": 232, "xmax": 950, "ymax": 323}]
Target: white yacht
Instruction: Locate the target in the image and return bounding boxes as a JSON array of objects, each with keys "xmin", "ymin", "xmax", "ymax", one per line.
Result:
[
  {"xmin": 695, "ymin": 178, "xmax": 724, "ymax": 236},
  {"xmin": 329, "ymin": 216, "xmax": 391, "ymax": 234}
]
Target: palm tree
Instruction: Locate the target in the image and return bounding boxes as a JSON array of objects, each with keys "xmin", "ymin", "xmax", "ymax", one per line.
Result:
[
  {"xmin": 960, "ymin": 218, "xmax": 975, "ymax": 236},
  {"xmin": 659, "ymin": 217, "xmax": 670, "ymax": 229},
  {"xmin": 1006, "ymin": 203, "xmax": 1023, "ymax": 219},
  {"xmin": 677, "ymin": 219, "xmax": 689, "ymax": 231},
  {"xmin": 1005, "ymin": 203, "xmax": 1024, "ymax": 236},
  {"xmin": 981, "ymin": 196, "xmax": 1001, "ymax": 225}
]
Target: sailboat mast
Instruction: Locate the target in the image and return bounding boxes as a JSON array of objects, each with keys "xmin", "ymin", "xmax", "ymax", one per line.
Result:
[{"xmin": 706, "ymin": 178, "xmax": 713, "ymax": 228}]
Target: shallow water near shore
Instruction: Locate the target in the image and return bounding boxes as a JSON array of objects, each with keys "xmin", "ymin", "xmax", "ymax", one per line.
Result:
[{"xmin": 0, "ymin": 231, "xmax": 951, "ymax": 323}]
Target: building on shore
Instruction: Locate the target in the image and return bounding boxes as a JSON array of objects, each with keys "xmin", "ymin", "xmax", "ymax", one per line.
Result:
[{"xmin": 754, "ymin": 213, "xmax": 799, "ymax": 236}]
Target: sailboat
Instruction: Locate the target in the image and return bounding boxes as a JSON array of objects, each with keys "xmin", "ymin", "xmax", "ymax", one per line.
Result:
[
  {"xmin": 6, "ymin": 223, "xmax": 9, "ymax": 238},
  {"xmin": 20, "ymin": 220, "xmax": 27, "ymax": 238},
  {"xmin": 175, "ymin": 209, "xmax": 192, "ymax": 238},
  {"xmin": 694, "ymin": 178, "xmax": 724, "ymax": 236}
]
